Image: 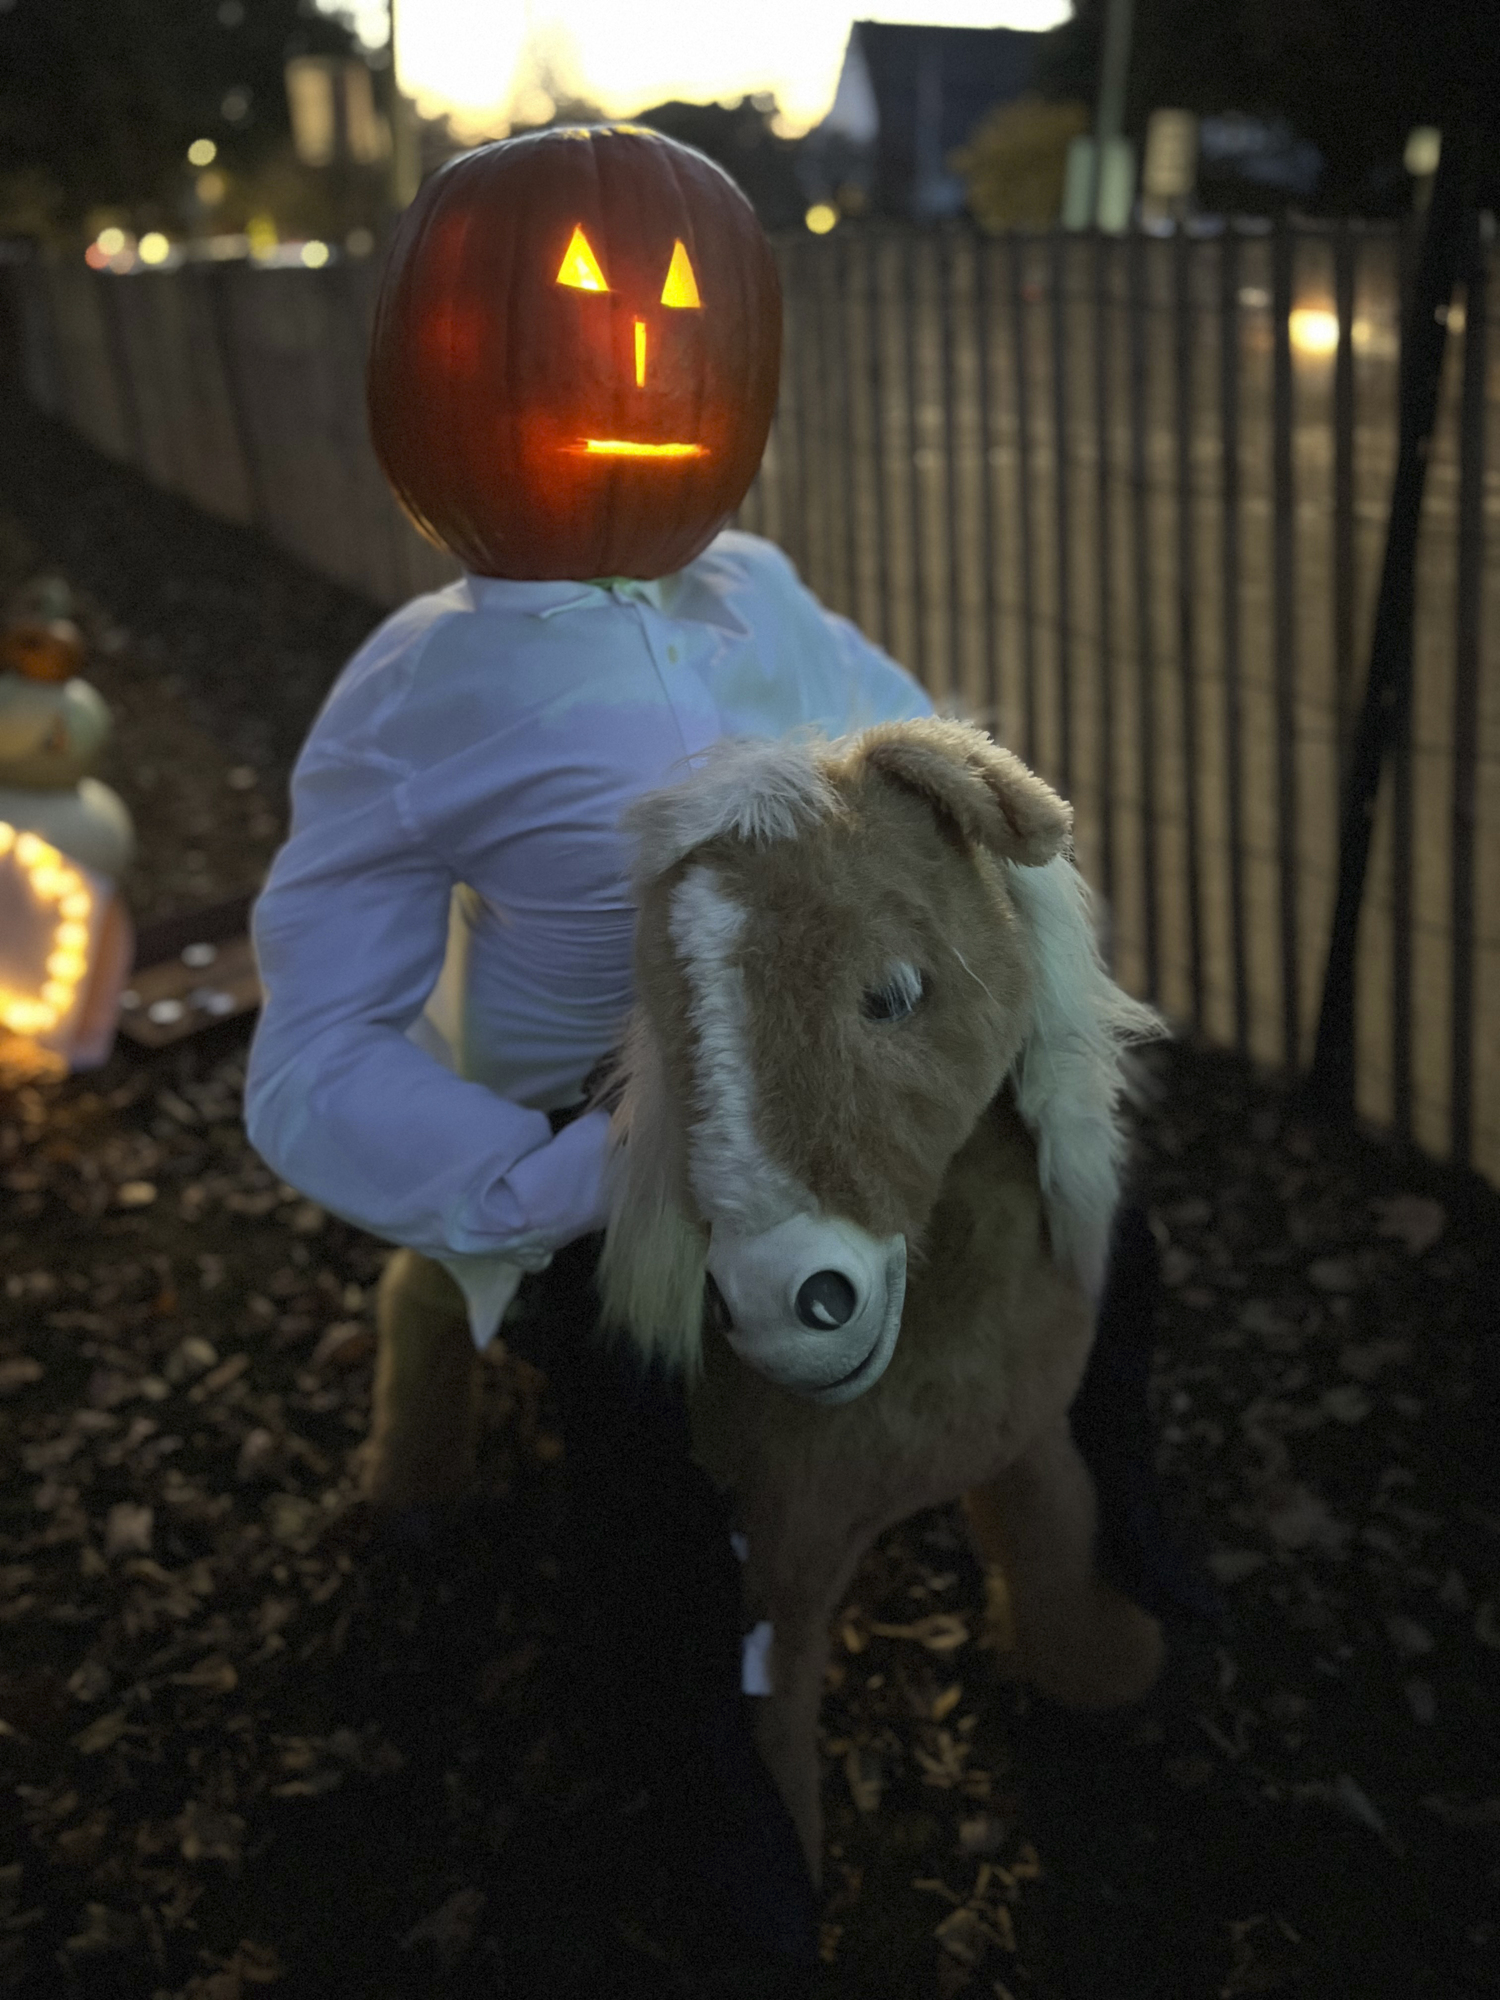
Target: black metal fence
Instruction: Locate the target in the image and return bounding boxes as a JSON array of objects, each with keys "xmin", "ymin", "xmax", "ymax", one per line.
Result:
[{"xmin": 8, "ymin": 219, "xmax": 1498, "ymax": 1187}]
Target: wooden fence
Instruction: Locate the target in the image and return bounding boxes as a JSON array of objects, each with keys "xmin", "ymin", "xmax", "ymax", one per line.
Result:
[{"xmin": 9, "ymin": 220, "xmax": 1499, "ymax": 1189}]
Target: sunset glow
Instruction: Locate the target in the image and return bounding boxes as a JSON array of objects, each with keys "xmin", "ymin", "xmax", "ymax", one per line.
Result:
[{"xmin": 382, "ymin": 2, "xmax": 1071, "ymax": 142}]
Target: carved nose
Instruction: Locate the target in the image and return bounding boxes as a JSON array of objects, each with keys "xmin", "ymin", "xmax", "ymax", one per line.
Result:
[{"xmin": 796, "ymin": 1269, "xmax": 858, "ymax": 1330}]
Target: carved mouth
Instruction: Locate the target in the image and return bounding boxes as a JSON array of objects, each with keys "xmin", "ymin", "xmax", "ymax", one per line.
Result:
[{"xmin": 578, "ymin": 439, "xmax": 706, "ymax": 458}]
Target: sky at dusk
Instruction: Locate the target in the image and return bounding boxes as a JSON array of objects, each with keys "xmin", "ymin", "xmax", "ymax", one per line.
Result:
[{"xmin": 329, "ymin": 3, "xmax": 1072, "ymax": 141}]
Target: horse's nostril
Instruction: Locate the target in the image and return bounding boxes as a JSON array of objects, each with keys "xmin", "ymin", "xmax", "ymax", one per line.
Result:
[
  {"xmin": 703, "ymin": 1271, "xmax": 734, "ymax": 1336},
  {"xmin": 796, "ymin": 1269, "xmax": 858, "ymax": 1330}
]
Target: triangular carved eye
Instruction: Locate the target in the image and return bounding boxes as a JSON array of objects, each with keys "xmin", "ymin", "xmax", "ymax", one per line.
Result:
[
  {"xmin": 660, "ymin": 239, "xmax": 701, "ymax": 308},
  {"xmin": 556, "ymin": 224, "xmax": 608, "ymax": 292}
]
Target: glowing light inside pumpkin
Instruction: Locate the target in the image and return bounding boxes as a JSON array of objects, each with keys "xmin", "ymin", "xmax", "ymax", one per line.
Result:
[
  {"xmin": 635, "ymin": 318, "xmax": 647, "ymax": 386},
  {"xmin": 580, "ymin": 440, "xmax": 705, "ymax": 458},
  {"xmin": 660, "ymin": 240, "xmax": 701, "ymax": 309},
  {"xmin": 557, "ymin": 224, "xmax": 608, "ymax": 293},
  {"xmin": 0, "ymin": 823, "xmax": 95, "ymax": 1039}
]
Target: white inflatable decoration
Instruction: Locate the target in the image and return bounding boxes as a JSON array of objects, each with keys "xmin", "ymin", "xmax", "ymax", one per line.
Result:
[{"xmin": 0, "ymin": 633, "xmax": 135, "ymax": 1081}]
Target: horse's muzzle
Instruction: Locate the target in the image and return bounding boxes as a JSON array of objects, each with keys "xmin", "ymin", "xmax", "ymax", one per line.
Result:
[{"xmin": 704, "ymin": 1213, "xmax": 907, "ymax": 1406}]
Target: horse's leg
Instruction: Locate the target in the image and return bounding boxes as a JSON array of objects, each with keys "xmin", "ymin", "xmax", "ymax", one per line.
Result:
[
  {"xmin": 739, "ymin": 1519, "xmax": 868, "ymax": 1892},
  {"xmin": 364, "ymin": 1248, "xmax": 481, "ymax": 1512},
  {"xmin": 962, "ymin": 1415, "xmax": 1165, "ymax": 1709}
]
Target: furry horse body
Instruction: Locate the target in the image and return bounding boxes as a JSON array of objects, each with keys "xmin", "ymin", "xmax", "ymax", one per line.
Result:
[{"xmin": 596, "ymin": 716, "xmax": 1170, "ymax": 1882}]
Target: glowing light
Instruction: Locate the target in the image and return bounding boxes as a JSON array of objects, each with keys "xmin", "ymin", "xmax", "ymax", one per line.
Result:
[
  {"xmin": 97, "ymin": 227, "xmax": 126, "ymax": 256},
  {"xmin": 804, "ymin": 203, "xmax": 838, "ymax": 235},
  {"xmin": 138, "ymin": 232, "xmax": 171, "ymax": 265},
  {"xmin": 247, "ymin": 214, "xmax": 278, "ymax": 257},
  {"xmin": 300, "ymin": 240, "xmax": 331, "ymax": 268},
  {"xmin": 580, "ymin": 439, "xmax": 705, "ymax": 458},
  {"xmin": 635, "ymin": 319, "xmax": 647, "ymax": 386},
  {"xmin": 197, "ymin": 170, "xmax": 227, "ymax": 206},
  {"xmin": 1289, "ymin": 308, "xmax": 1339, "ymax": 357},
  {"xmin": 0, "ymin": 822, "xmax": 95, "ymax": 1044},
  {"xmin": 188, "ymin": 137, "xmax": 219, "ymax": 167},
  {"xmin": 556, "ymin": 224, "xmax": 609, "ymax": 292},
  {"xmin": 659, "ymin": 239, "xmax": 701, "ymax": 308},
  {"xmin": 85, "ymin": 245, "xmax": 110, "ymax": 271},
  {"xmin": 1405, "ymin": 126, "xmax": 1441, "ymax": 177}
]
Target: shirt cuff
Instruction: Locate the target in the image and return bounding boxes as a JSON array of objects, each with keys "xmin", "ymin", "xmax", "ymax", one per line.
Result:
[{"xmin": 474, "ymin": 1104, "xmax": 615, "ymax": 1255}]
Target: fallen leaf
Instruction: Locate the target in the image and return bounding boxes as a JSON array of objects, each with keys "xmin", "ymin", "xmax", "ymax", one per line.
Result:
[
  {"xmin": 309, "ymin": 1321, "xmax": 374, "ymax": 1371},
  {"xmin": 400, "ymin": 1886, "xmax": 486, "ymax": 1963},
  {"xmin": 1307, "ymin": 1256, "xmax": 1359, "ymax": 1292},
  {"xmin": 1404, "ymin": 1678, "xmax": 1436, "ymax": 1725},
  {"xmin": 1209, "ymin": 1548, "xmax": 1268, "ymax": 1585},
  {"xmin": 1370, "ymin": 1194, "xmax": 1445, "ymax": 1256},
  {"xmin": 170, "ymin": 1654, "xmax": 238, "ymax": 1693},
  {"xmin": 104, "ymin": 1502, "xmax": 154, "ymax": 1557},
  {"xmin": 1384, "ymin": 1615, "xmax": 1434, "ymax": 1659},
  {"xmin": 60, "ymin": 1902, "xmax": 137, "ymax": 1955},
  {"xmin": 1320, "ymin": 1384, "xmax": 1372, "ymax": 1425},
  {"xmin": 0, "ymin": 1357, "xmax": 43, "ymax": 1394},
  {"xmin": 845, "ymin": 1746, "xmax": 884, "ymax": 1813},
  {"xmin": 72, "ymin": 1708, "xmax": 128, "ymax": 1755},
  {"xmin": 176, "ymin": 1799, "xmax": 246, "ymax": 1864},
  {"xmin": 867, "ymin": 1613, "xmax": 970, "ymax": 1652}
]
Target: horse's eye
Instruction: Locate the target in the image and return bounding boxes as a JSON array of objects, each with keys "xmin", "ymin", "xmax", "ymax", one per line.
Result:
[{"xmin": 861, "ymin": 966, "xmax": 925, "ymax": 1023}]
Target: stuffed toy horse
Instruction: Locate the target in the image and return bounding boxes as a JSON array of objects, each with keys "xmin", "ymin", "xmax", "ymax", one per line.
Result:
[{"xmin": 594, "ymin": 713, "xmax": 1172, "ymax": 1885}]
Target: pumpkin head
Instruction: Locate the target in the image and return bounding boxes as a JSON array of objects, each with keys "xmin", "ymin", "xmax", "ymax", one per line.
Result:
[
  {"xmin": 0, "ymin": 618, "xmax": 86, "ymax": 685},
  {"xmin": 366, "ymin": 124, "xmax": 782, "ymax": 582}
]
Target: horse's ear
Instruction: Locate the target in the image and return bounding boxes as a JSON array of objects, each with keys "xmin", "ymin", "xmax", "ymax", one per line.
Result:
[{"xmin": 860, "ymin": 718, "xmax": 1071, "ymax": 866}]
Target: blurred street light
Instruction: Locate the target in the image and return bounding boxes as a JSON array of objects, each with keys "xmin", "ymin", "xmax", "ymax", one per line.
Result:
[
  {"xmin": 805, "ymin": 202, "xmax": 838, "ymax": 234},
  {"xmin": 138, "ymin": 233, "xmax": 170, "ymax": 266},
  {"xmin": 187, "ymin": 138, "xmax": 218, "ymax": 168}
]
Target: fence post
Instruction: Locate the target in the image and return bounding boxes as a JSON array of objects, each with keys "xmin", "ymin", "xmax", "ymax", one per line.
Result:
[
  {"xmin": 1304, "ymin": 121, "xmax": 1479, "ymax": 1118},
  {"xmin": 1449, "ymin": 213, "xmax": 1489, "ymax": 1166}
]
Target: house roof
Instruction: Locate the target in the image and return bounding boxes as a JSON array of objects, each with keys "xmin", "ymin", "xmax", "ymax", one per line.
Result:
[{"xmin": 819, "ymin": 20, "xmax": 1043, "ymax": 217}]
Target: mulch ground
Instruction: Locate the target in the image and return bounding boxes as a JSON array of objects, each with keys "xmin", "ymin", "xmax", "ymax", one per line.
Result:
[{"xmin": 1, "ymin": 392, "xmax": 1498, "ymax": 2000}]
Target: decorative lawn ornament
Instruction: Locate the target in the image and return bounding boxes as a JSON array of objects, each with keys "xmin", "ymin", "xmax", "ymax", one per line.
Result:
[
  {"xmin": 0, "ymin": 650, "xmax": 134, "ymax": 1082},
  {"xmin": 595, "ymin": 715, "xmax": 1170, "ymax": 1884},
  {"xmin": 366, "ymin": 123, "xmax": 782, "ymax": 581}
]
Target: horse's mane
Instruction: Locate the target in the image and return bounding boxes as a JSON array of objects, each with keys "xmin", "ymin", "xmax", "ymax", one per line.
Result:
[
  {"xmin": 595, "ymin": 730, "xmax": 1166, "ymax": 1375},
  {"xmin": 1004, "ymin": 855, "xmax": 1165, "ymax": 1300}
]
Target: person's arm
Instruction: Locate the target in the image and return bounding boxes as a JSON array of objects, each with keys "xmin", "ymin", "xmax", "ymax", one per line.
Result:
[{"xmin": 245, "ymin": 742, "xmax": 611, "ymax": 1269}]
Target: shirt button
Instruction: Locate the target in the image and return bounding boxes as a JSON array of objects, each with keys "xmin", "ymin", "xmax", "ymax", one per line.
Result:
[{"xmin": 667, "ymin": 643, "xmax": 680, "ymax": 664}]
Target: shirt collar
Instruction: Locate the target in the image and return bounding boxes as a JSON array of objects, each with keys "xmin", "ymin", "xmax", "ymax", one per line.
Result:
[{"xmin": 462, "ymin": 571, "xmax": 669, "ymax": 620}]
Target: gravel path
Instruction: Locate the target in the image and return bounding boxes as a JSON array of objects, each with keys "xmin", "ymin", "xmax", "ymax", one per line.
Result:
[{"xmin": 1, "ymin": 392, "xmax": 1497, "ymax": 1999}]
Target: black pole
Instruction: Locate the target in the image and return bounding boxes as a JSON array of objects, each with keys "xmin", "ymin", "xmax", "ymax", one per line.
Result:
[{"xmin": 1301, "ymin": 120, "xmax": 1477, "ymax": 1118}]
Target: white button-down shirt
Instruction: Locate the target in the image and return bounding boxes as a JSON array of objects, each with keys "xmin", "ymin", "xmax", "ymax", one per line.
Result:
[{"xmin": 245, "ymin": 531, "xmax": 933, "ymax": 1345}]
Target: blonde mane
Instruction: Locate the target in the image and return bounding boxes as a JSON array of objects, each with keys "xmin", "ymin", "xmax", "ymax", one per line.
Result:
[{"xmin": 1005, "ymin": 856, "xmax": 1166, "ymax": 1300}]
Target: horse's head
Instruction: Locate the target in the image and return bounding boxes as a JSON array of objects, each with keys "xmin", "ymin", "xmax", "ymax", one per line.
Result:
[{"xmin": 597, "ymin": 717, "xmax": 1163, "ymax": 1403}]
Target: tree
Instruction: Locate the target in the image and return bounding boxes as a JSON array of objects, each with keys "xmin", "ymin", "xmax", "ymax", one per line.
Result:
[
  {"xmin": 950, "ymin": 98, "xmax": 1090, "ymax": 230},
  {"xmin": 629, "ymin": 98, "xmax": 807, "ymax": 234},
  {"xmin": 0, "ymin": 0, "xmax": 362, "ymax": 237},
  {"xmin": 1035, "ymin": 0, "xmax": 1497, "ymax": 214}
]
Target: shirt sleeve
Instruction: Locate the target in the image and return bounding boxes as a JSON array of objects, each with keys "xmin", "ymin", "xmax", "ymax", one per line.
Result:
[
  {"xmin": 244, "ymin": 740, "xmax": 610, "ymax": 1269},
  {"xmin": 714, "ymin": 530, "xmax": 934, "ymax": 730},
  {"xmin": 818, "ymin": 605, "xmax": 936, "ymax": 727}
]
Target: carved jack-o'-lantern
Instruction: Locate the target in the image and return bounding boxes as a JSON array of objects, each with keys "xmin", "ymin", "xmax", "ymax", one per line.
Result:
[{"xmin": 367, "ymin": 124, "xmax": 782, "ymax": 581}]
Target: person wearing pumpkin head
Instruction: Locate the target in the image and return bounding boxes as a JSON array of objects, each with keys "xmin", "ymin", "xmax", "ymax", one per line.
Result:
[
  {"xmin": 247, "ymin": 123, "xmax": 1219, "ymax": 1991},
  {"xmin": 244, "ymin": 124, "xmax": 928, "ymax": 1989}
]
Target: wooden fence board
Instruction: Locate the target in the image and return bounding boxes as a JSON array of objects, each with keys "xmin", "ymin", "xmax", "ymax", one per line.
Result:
[{"xmin": 11, "ymin": 226, "xmax": 1498, "ymax": 1189}]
